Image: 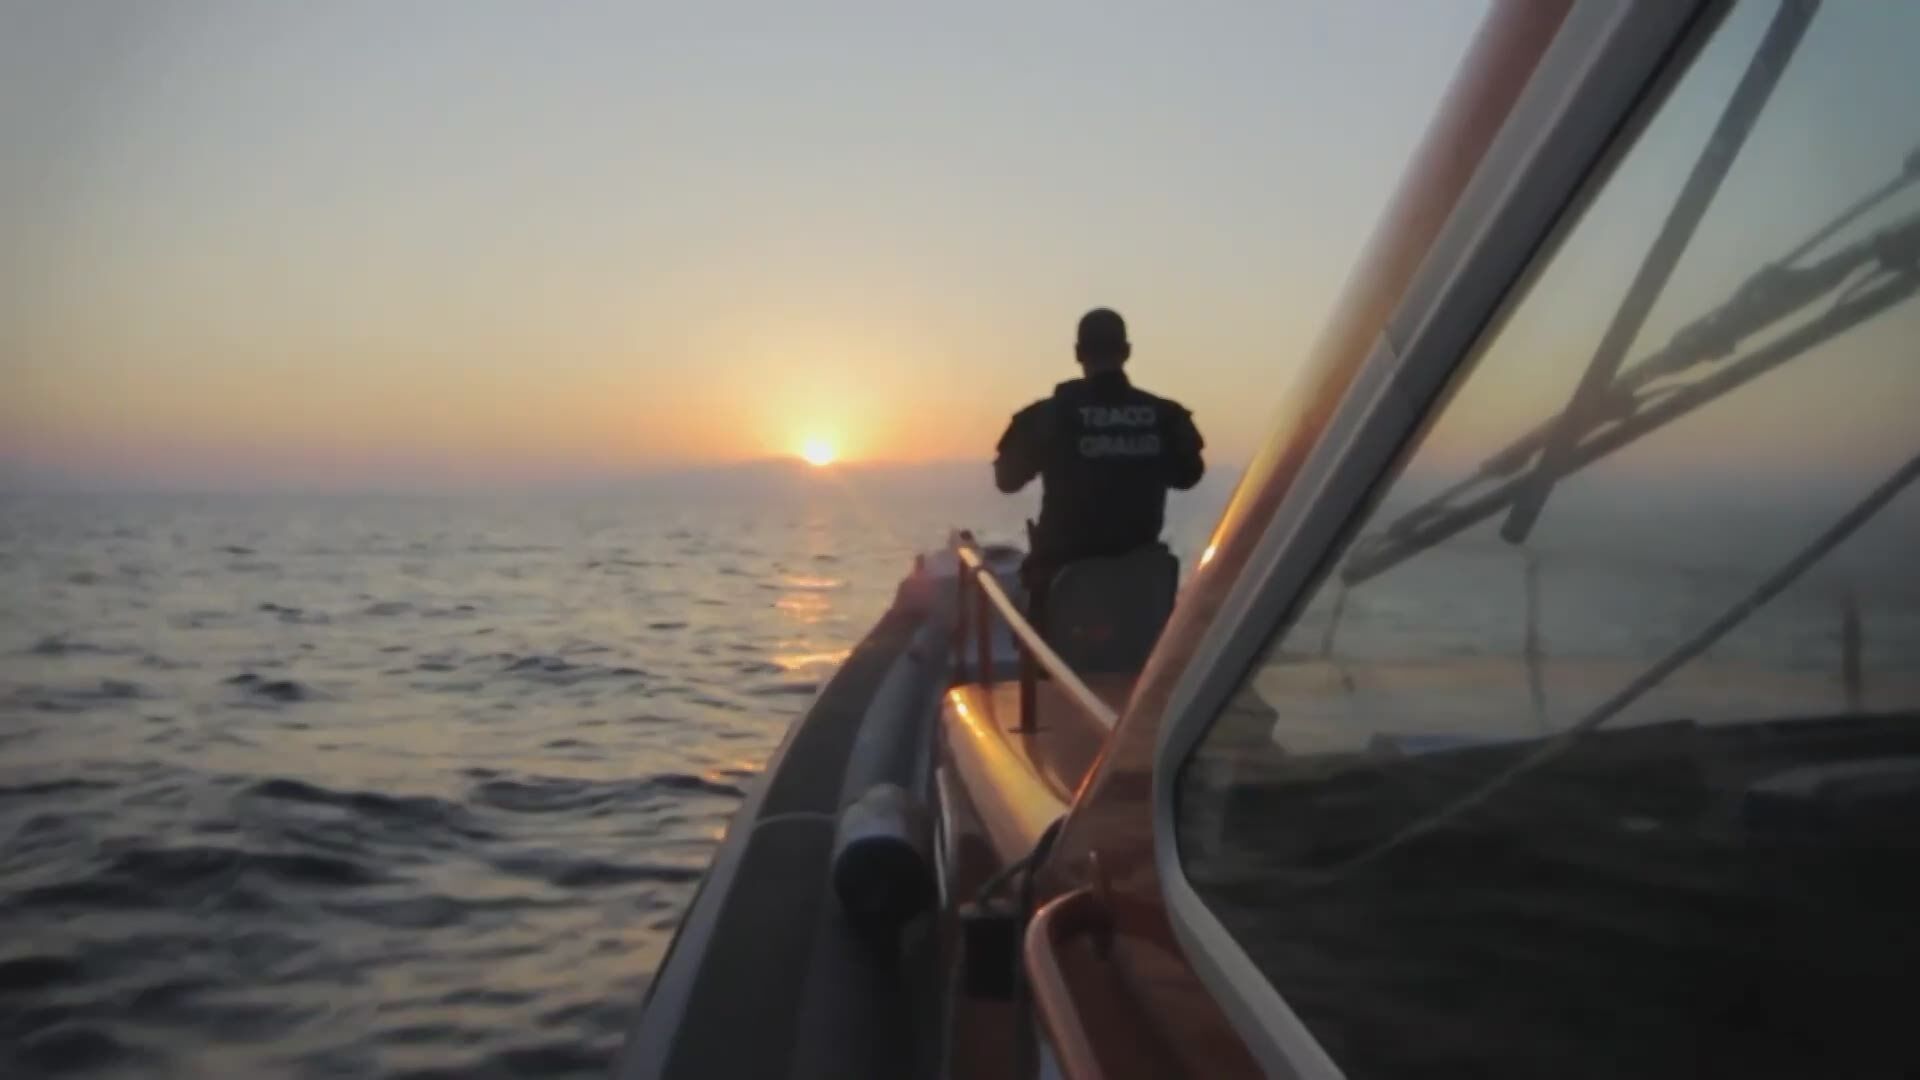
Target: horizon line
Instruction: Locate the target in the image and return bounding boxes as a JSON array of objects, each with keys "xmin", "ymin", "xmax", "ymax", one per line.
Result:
[{"xmin": 0, "ymin": 457, "xmax": 1253, "ymax": 498}]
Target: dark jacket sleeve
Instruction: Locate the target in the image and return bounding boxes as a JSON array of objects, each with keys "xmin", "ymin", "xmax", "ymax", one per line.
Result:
[
  {"xmin": 1165, "ymin": 404, "xmax": 1206, "ymax": 490},
  {"xmin": 994, "ymin": 401, "xmax": 1048, "ymax": 493}
]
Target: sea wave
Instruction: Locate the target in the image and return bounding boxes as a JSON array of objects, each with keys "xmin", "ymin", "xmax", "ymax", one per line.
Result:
[{"xmin": 0, "ymin": 489, "xmax": 1029, "ymax": 1076}]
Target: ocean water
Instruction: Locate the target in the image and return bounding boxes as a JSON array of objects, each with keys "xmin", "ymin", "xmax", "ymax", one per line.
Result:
[
  {"xmin": 0, "ymin": 479, "xmax": 1227, "ymax": 1078},
  {"xmin": 4, "ymin": 473, "xmax": 1914, "ymax": 1077}
]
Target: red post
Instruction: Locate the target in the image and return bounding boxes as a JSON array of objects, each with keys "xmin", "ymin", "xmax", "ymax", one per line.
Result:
[
  {"xmin": 975, "ymin": 578, "xmax": 993, "ymax": 686},
  {"xmin": 1018, "ymin": 650, "xmax": 1038, "ymax": 733},
  {"xmin": 953, "ymin": 562, "xmax": 969, "ymax": 683}
]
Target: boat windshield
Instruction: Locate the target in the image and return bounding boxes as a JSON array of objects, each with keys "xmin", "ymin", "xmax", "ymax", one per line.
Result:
[{"xmin": 1176, "ymin": 2, "xmax": 1920, "ymax": 1077}]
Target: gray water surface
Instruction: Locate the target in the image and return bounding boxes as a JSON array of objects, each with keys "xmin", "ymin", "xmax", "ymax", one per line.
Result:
[{"xmin": 0, "ymin": 487, "xmax": 1042, "ymax": 1078}]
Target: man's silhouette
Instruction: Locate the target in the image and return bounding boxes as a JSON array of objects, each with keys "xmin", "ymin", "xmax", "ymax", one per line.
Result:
[{"xmin": 994, "ymin": 308, "xmax": 1205, "ymax": 603}]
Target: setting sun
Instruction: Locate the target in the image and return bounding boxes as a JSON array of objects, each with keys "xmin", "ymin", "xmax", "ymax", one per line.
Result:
[{"xmin": 800, "ymin": 437, "xmax": 838, "ymax": 467}]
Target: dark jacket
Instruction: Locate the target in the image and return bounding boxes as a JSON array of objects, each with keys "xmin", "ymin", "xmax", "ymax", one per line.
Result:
[{"xmin": 993, "ymin": 370, "xmax": 1205, "ymax": 568}]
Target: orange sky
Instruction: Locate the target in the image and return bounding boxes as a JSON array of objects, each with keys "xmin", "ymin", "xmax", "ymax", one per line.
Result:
[
  {"xmin": 3, "ymin": 3, "xmax": 1915, "ymax": 492},
  {"xmin": 1, "ymin": 3, "xmax": 1488, "ymax": 488}
]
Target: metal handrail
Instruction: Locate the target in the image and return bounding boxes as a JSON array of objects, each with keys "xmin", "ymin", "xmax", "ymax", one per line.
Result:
[
  {"xmin": 952, "ymin": 539, "xmax": 1118, "ymax": 733},
  {"xmin": 1023, "ymin": 887, "xmax": 1109, "ymax": 1080}
]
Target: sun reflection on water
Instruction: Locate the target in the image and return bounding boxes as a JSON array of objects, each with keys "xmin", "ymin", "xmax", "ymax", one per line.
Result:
[
  {"xmin": 780, "ymin": 574, "xmax": 846, "ymax": 591},
  {"xmin": 772, "ymin": 648, "xmax": 852, "ymax": 671},
  {"xmin": 774, "ymin": 593, "xmax": 830, "ymax": 621}
]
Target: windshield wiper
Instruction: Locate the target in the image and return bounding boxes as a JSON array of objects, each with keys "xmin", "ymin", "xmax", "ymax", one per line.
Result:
[
  {"xmin": 1342, "ymin": 156, "xmax": 1920, "ymax": 587},
  {"xmin": 1341, "ymin": 0, "xmax": 1920, "ymax": 586},
  {"xmin": 1499, "ymin": 0, "xmax": 1819, "ymax": 546},
  {"xmin": 1342, "ymin": 195, "xmax": 1920, "ymax": 586}
]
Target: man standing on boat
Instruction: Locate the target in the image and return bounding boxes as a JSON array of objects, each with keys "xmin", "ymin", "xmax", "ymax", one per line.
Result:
[{"xmin": 993, "ymin": 308, "xmax": 1206, "ymax": 613}]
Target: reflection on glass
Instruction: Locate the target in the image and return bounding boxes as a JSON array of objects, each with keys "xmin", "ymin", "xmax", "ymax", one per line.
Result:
[{"xmin": 1177, "ymin": 4, "xmax": 1920, "ymax": 1077}]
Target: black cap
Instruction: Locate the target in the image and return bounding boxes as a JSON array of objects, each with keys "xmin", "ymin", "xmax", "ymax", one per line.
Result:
[{"xmin": 1076, "ymin": 308, "xmax": 1128, "ymax": 350}]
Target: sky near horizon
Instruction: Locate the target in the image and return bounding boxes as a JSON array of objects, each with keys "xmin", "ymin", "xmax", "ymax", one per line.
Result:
[
  {"xmin": 2, "ymin": 2, "xmax": 1916, "ymax": 495},
  {"xmin": 3, "ymin": 0, "xmax": 1488, "ymax": 490}
]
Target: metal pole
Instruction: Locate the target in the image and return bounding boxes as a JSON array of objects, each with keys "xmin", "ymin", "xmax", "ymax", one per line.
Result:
[
  {"xmin": 1524, "ymin": 552, "xmax": 1548, "ymax": 730},
  {"xmin": 1841, "ymin": 589, "xmax": 1863, "ymax": 712},
  {"xmin": 1317, "ymin": 585, "xmax": 1349, "ymax": 659}
]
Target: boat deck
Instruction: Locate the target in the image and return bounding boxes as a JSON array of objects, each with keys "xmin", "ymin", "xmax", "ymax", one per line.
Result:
[
  {"xmin": 618, "ymin": 603, "xmax": 939, "ymax": 1080},
  {"xmin": 945, "ymin": 673, "xmax": 1132, "ymax": 801}
]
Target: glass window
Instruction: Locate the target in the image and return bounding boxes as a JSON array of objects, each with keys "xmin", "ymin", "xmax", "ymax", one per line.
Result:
[{"xmin": 1176, "ymin": 3, "xmax": 1920, "ymax": 1078}]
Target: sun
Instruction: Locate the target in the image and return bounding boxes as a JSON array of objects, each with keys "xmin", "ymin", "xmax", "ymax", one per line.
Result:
[{"xmin": 799, "ymin": 437, "xmax": 837, "ymax": 467}]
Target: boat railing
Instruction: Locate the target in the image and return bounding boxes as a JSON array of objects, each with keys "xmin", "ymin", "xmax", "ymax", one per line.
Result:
[{"xmin": 951, "ymin": 537, "xmax": 1118, "ymax": 734}]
